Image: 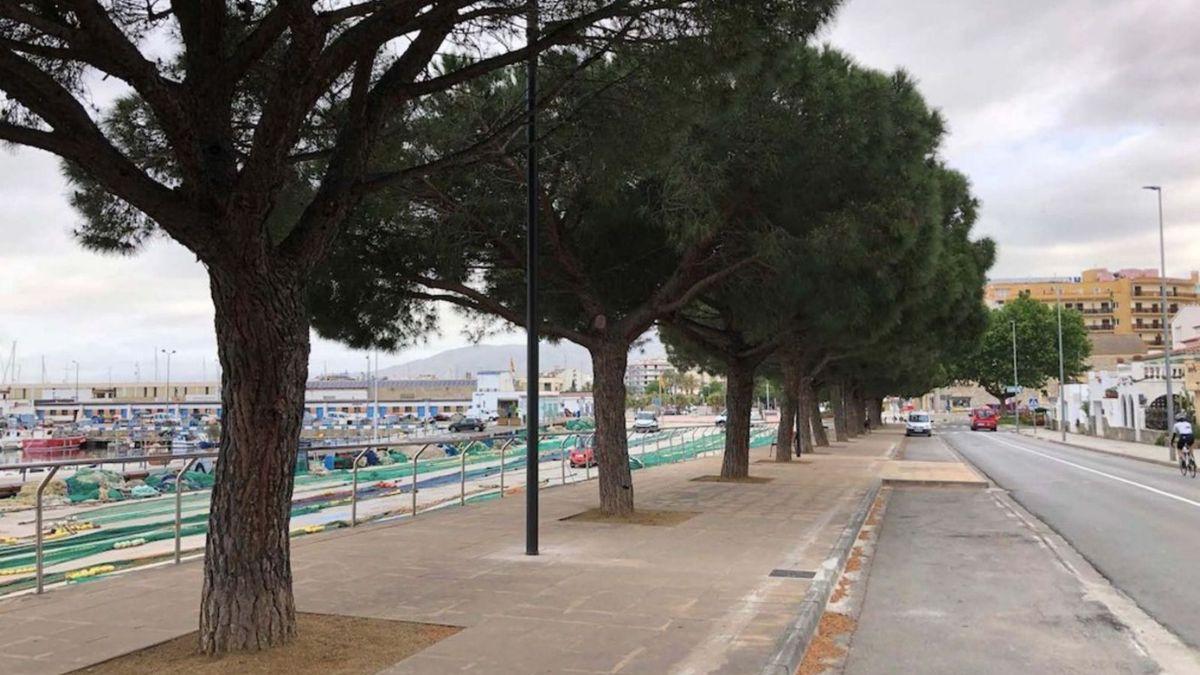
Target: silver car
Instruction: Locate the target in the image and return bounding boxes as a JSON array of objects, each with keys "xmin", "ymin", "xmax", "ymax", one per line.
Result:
[{"xmin": 905, "ymin": 412, "xmax": 933, "ymax": 437}]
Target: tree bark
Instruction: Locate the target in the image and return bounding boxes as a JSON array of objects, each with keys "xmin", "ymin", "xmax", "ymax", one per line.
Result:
[
  {"xmin": 721, "ymin": 359, "xmax": 756, "ymax": 479},
  {"xmin": 774, "ymin": 363, "xmax": 801, "ymax": 462},
  {"xmin": 848, "ymin": 388, "xmax": 865, "ymax": 435},
  {"xmin": 590, "ymin": 342, "xmax": 635, "ymax": 515},
  {"xmin": 830, "ymin": 383, "xmax": 849, "ymax": 442},
  {"xmin": 200, "ymin": 263, "xmax": 309, "ymax": 653},
  {"xmin": 868, "ymin": 397, "xmax": 884, "ymax": 428},
  {"xmin": 810, "ymin": 392, "xmax": 830, "ymax": 447},
  {"xmin": 796, "ymin": 376, "xmax": 813, "ymax": 455}
]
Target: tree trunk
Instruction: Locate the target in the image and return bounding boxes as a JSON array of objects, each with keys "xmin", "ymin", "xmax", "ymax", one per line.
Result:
[
  {"xmin": 590, "ymin": 342, "xmax": 635, "ymax": 515},
  {"xmin": 868, "ymin": 398, "xmax": 884, "ymax": 428},
  {"xmin": 200, "ymin": 264, "xmax": 309, "ymax": 653},
  {"xmin": 774, "ymin": 363, "xmax": 801, "ymax": 462},
  {"xmin": 848, "ymin": 388, "xmax": 865, "ymax": 435},
  {"xmin": 810, "ymin": 393, "xmax": 830, "ymax": 447},
  {"xmin": 722, "ymin": 360, "xmax": 756, "ymax": 479},
  {"xmin": 850, "ymin": 387, "xmax": 865, "ymax": 436},
  {"xmin": 795, "ymin": 376, "xmax": 813, "ymax": 456},
  {"xmin": 830, "ymin": 383, "xmax": 849, "ymax": 442}
]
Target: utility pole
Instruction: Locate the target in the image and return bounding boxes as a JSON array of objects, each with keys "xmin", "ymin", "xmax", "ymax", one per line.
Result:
[
  {"xmin": 1056, "ymin": 284, "xmax": 1067, "ymax": 442},
  {"xmin": 525, "ymin": 0, "xmax": 540, "ymax": 557},
  {"xmin": 1012, "ymin": 320, "xmax": 1020, "ymax": 435},
  {"xmin": 154, "ymin": 346, "xmax": 159, "ymax": 383}
]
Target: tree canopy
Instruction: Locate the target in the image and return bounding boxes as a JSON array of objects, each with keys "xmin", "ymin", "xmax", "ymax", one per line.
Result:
[
  {"xmin": 0, "ymin": 0, "xmax": 842, "ymax": 653},
  {"xmin": 950, "ymin": 293, "xmax": 1090, "ymax": 403}
]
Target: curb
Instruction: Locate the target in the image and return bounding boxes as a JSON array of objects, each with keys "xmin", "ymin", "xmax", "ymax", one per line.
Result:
[
  {"xmin": 761, "ymin": 483, "xmax": 881, "ymax": 675},
  {"xmin": 1029, "ymin": 433, "xmax": 1175, "ymax": 468},
  {"xmin": 881, "ymin": 478, "xmax": 987, "ymax": 488}
]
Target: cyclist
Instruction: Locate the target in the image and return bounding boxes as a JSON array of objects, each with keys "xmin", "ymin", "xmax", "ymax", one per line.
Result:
[{"xmin": 1172, "ymin": 414, "xmax": 1194, "ymax": 463}]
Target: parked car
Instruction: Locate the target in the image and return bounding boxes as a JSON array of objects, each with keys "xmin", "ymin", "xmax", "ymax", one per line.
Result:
[
  {"xmin": 905, "ymin": 412, "xmax": 933, "ymax": 437},
  {"xmin": 449, "ymin": 417, "xmax": 486, "ymax": 433},
  {"xmin": 715, "ymin": 409, "xmax": 766, "ymax": 427},
  {"xmin": 969, "ymin": 407, "xmax": 998, "ymax": 432},
  {"xmin": 632, "ymin": 411, "xmax": 660, "ymax": 433}
]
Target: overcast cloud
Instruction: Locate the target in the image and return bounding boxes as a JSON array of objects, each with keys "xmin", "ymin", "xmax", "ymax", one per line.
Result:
[{"xmin": 2, "ymin": 0, "xmax": 1198, "ymax": 382}]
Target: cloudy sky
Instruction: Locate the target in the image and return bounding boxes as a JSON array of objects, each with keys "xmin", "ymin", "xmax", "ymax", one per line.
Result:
[{"xmin": 1, "ymin": 0, "xmax": 1198, "ymax": 383}]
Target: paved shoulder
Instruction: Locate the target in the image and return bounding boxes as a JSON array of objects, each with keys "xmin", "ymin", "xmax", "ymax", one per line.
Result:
[{"xmin": 843, "ymin": 487, "xmax": 1167, "ymax": 674}]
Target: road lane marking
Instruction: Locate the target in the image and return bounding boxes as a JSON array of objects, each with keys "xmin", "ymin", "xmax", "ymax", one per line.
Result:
[{"xmin": 978, "ymin": 434, "xmax": 1200, "ymax": 510}]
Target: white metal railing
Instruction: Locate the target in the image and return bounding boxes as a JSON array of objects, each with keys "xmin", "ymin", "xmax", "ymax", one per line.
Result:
[{"xmin": 3, "ymin": 423, "xmax": 769, "ymax": 596}]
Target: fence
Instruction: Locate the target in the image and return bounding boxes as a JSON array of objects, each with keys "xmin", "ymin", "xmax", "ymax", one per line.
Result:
[{"xmin": 0, "ymin": 424, "xmax": 772, "ymax": 596}]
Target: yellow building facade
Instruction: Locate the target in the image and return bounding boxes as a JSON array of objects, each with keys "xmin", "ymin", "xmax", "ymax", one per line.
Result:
[{"xmin": 986, "ymin": 268, "xmax": 1200, "ymax": 347}]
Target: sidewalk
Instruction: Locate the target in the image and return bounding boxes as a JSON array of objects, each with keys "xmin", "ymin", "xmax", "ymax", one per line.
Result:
[
  {"xmin": 0, "ymin": 432, "xmax": 901, "ymax": 674},
  {"xmin": 838, "ymin": 487, "xmax": 1189, "ymax": 674},
  {"xmin": 1027, "ymin": 426, "xmax": 1172, "ymax": 465}
]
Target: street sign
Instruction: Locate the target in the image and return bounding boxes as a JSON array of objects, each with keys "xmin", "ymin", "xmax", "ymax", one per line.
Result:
[
  {"xmin": 1028, "ymin": 397, "xmax": 1039, "ymax": 409},
  {"xmin": 1006, "ymin": 386, "xmax": 1023, "ymax": 394}
]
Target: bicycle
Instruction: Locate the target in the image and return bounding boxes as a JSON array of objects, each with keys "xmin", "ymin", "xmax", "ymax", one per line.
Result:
[{"xmin": 1179, "ymin": 445, "xmax": 1197, "ymax": 478}]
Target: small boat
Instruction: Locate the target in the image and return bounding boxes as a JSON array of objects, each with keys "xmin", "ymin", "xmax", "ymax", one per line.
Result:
[{"xmin": 21, "ymin": 435, "xmax": 88, "ymax": 462}]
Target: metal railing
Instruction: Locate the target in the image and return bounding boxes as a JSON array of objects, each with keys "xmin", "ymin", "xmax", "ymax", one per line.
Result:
[{"xmin": 3, "ymin": 423, "xmax": 763, "ymax": 595}]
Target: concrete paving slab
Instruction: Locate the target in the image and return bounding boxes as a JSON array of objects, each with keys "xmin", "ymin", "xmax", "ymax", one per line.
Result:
[{"xmin": 880, "ymin": 460, "xmax": 986, "ymax": 487}]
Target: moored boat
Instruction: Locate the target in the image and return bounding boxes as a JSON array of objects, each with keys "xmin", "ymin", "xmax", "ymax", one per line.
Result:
[{"xmin": 21, "ymin": 435, "xmax": 88, "ymax": 462}]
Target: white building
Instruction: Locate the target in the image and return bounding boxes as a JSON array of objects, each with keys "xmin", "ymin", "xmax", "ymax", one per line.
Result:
[
  {"xmin": 1052, "ymin": 360, "xmax": 1185, "ymax": 441},
  {"xmin": 1172, "ymin": 305, "xmax": 1200, "ymax": 348},
  {"xmin": 470, "ymin": 370, "xmax": 592, "ymax": 422},
  {"xmin": 624, "ymin": 358, "xmax": 675, "ymax": 393}
]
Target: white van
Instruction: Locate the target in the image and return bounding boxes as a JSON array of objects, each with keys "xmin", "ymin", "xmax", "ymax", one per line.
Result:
[{"xmin": 323, "ymin": 411, "xmax": 360, "ymax": 426}]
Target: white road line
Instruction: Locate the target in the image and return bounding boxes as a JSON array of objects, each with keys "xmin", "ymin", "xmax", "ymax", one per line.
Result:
[{"xmin": 978, "ymin": 434, "xmax": 1200, "ymax": 510}]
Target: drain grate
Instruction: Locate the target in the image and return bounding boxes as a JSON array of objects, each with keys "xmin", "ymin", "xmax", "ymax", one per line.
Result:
[{"xmin": 768, "ymin": 569, "xmax": 816, "ymax": 579}]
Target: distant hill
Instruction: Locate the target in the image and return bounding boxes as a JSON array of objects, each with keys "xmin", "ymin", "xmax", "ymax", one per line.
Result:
[{"xmin": 379, "ymin": 333, "xmax": 666, "ymax": 379}]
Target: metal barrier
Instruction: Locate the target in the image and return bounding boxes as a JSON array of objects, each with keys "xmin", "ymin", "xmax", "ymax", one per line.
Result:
[
  {"xmin": 173, "ymin": 458, "xmax": 198, "ymax": 563},
  {"xmin": 6, "ymin": 423, "xmax": 767, "ymax": 595}
]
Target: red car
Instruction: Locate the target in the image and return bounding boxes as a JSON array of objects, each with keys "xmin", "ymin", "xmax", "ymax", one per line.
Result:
[
  {"xmin": 569, "ymin": 445, "xmax": 595, "ymax": 468},
  {"xmin": 970, "ymin": 407, "xmax": 998, "ymax": 431}
]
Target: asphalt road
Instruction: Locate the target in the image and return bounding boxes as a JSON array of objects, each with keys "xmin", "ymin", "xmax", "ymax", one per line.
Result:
[{"xmin": 943, "ymin": 428, "xmax": 1200, "ymax": 649}]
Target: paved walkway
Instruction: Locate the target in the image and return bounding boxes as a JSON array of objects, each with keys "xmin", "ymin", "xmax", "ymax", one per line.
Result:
[
  {"xmin": 0, "ymin": 431, "xmax": 904, "ymax": 675},
  {"xmin": 1027, "ymin": 426, "xmax": 1172, "ymax": 464},
  {"xmin": 843, "ymin": 488, "xmax": 1170, "ymax": 674}
]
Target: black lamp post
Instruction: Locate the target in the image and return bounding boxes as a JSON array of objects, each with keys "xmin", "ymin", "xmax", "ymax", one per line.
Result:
[{"xmin": 525, "ymin": 0, "xmax": 540, "ymax": 556}]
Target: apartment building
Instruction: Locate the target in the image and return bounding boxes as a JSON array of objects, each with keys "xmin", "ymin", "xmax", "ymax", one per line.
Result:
[{"xmin": 986, "ymin": 268, "xmax": 1200, "ymax": 346}]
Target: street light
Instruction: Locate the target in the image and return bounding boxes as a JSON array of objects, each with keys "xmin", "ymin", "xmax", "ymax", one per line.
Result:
[
  {"xmin": 162, "ymin": 349, "xmax": 176, "ymax": 421},
  {"xmin": 525, "ymin": 0, "xmax": 541, "ymax": 556},
  {"xmin": 1056, "ymin": 284, "xmax": 1066, "ymax": 442},
  {"xmin": 1144, "ymin": 185, "xmax": 1175, "ymax": 458},
  {"xmin": 1011, "ymin": 320, "xmax": 1020, "ymax": 435},
  {"xmin": 71, "ymin": 360, "xmax": 80, "ymax": 422}
]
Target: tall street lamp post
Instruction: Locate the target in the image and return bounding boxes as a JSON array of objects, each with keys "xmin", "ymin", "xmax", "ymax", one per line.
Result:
[
  {"xmin": 1056, "ymin": 284, "xmax": 1066, "ymax": 442},
  {"xmin": 162, "ymin": 349, "xmax": 176, "ymax": 421},
  {"xmin": 1144, "ymin": 185, "xmax": 1175, "ymax": 459},
  {"xmin": 525, "ymin": 0, "xmax": 540, "ymax": 556},
  {"xmin": 1011, "ymin": 321, "xmax": 1020, "ymax": 435},
  {"xmin": 72, "ymin": 360, "xmax": 80, "ymax": 421}
]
